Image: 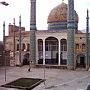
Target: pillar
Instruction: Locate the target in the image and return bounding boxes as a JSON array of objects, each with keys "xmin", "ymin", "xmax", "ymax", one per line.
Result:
[
  {"xmin": 36, "ymin": 39, "xmax": 39, "ymax": 64},
  {"xmin": 43, "ymin": 39, "xmax": 45, "ymax": 65},
  {"xmin": 67, "ymin": 0, "xmax": 75, "ymax": 70},
  {"xmin": 58, "ymin": 39, "xmax": 61, "ymax": 66}
]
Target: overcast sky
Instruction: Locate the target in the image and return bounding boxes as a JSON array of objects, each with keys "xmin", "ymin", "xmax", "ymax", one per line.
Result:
[{"xmin": 0, "ymin": 0, "xmax": 90, "ymax": 41}]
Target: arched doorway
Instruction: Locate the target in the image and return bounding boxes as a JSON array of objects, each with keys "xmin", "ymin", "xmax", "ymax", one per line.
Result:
[
  {"xmin": 60, "ymin": 39, "xmax": 67, "ymax": 65},
  {"xmin": 45, "ymin": 37, "xmax": 58, "ymax": 65},
  {"xmin": 23, "ymin": 53, "xmax": 29, "ymax": 65},
  {"xmin": 76, "ymin": 54, "xmax": 85, "ymax": 68},
  {"xmin": 38, "ymin": 39, "xmax": 43, "ymax": 64}
]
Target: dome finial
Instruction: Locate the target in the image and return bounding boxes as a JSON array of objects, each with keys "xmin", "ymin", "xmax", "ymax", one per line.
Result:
[{"xmin": 62, "ymin": 0, "xmax": 64, "ymax": 2}]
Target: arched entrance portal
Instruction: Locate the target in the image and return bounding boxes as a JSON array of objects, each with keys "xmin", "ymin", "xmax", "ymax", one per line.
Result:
[
  {"xmin": 23, "ymin": 53, "xmax": 29, "ymax": 65},
  {"xmin": 45, "ymin": 37, "xmax": 58, "ymax": 64},
  {"xmin": 76, "ymin": 54, "xmax": 85, "ymax": 68}
]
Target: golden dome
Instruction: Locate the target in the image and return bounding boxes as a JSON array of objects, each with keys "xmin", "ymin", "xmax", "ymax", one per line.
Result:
[{"xmin": 47, "ymin": 2, "xmax": 78, "ymax": 23}]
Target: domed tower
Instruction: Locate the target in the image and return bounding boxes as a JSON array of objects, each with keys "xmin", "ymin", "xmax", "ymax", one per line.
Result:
[{"xmin": 47, "ymin": 2, "xmax": 78, "ymax": 32}]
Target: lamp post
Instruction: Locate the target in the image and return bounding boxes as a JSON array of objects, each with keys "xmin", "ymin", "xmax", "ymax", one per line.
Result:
[
  {"xmin": 13, "ymin": 18, "xmax": 15, "ymax": 65},
  {"xmin": 2, "ymin": 1, "xmax": 9, "ymax": 81},
  {"xmin": 0, "ymin": 1, "xmax": 9, "ymax": 6},
  {"xmin": 3, "ymin": 21, "xmax": 6, "ymax": 81}
]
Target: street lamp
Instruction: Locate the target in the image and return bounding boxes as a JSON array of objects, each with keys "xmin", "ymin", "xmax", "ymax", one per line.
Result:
[
  {"xmin": 2, "ymin": 1, "xmax": 9, "ymax": 81},
  {"xmin": 3, "ymin": 21, "xmax": 6, "ymax": 81},
  {"xmin": 0, "ymin": 1, "xmax": 9, "ymax": 6},
  {"xmin": 13, "ymin": 18, "xmax": 15, "ymax": 66}
]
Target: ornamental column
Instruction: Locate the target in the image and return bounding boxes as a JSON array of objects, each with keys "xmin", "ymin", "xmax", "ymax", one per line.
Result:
[
  {"xmin": 30, "ymin": 0, "xmax": 37, "ymax": 30},
  {"xmin": 67, "ymin": 0, "xmax": 75, "ymax": 69},
  {"xmin": 30, "ymin": 0, "xmax": 37, "ymax": 64}
]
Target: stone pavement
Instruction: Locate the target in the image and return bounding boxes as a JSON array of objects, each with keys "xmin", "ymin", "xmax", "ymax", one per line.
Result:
[{"xmin": 0, "ymin": 66, "xmax": 90, "ymax": 90}]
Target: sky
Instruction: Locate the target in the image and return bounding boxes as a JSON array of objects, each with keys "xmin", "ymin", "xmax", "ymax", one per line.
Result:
[{"xmin": 0, "ymin": 0, "xmax": 90, "ymax": 41}]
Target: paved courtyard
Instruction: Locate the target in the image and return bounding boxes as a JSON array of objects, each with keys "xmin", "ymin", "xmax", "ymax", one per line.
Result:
[{"xmin": 0, "ymin": 66, "xmax": 90, "ymax": 90}]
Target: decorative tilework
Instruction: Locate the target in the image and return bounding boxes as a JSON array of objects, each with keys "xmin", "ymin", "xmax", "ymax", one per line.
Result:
[
  {"xmin": 30, "ymin": 0, "xmax": 37, "ymax": 30},
  {"xmin": 67, "ymin": 0, "xmax": 75, "ymax": 69},
  {"xmin": 30, "ymin": 30, "xmax": 36, "ymax": 63},
  {"xmin": 47, "ymin": 2, "xmax": 78, "ymax": 31},
  {"xmin": 48, "ymin": 2, "xmax": 78, "ymax": 23},
  {"xmin": 30, "ymin": 0, "xmax": 36, "ymax": 63}
]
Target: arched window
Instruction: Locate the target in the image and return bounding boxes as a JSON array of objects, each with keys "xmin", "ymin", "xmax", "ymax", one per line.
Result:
[
  {"xmin": 76, "ymin": 44, "xmax": 79, "ymax": 49},
  {"xmin": 17, "ymin": 44, "xmax": 19, "ymax": 51},
  {"xmin": 22, "ymin": 43, "xmax": 25, "ymax": 51},
  {"xmin": 38, "ymin": 39, "xmax": 43, "ymax": 51},
  {"xmin": 45, "ymin": 37, "xmax": 58, "ymax": 51},
  {"xmin": 82, "ymin": 44, "xmax": 85, "ymax": 49},
  {"xmin": 27, "ymin": 43, "xmax": 30, "ymax": 51},
  {"xmin": 61, "ymin": 39, "xmax": 67, "ymax": 51}
]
